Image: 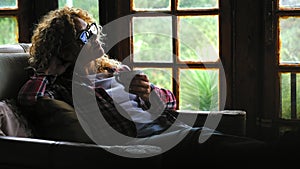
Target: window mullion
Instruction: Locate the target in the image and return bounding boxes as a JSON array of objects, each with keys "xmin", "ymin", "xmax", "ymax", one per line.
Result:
[{"xmin": 291, "ymin": 73, "xmax": 297, "ymax": 119}]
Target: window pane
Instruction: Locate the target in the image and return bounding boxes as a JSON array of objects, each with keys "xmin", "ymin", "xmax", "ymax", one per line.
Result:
[
  {"xmin": 279, "ymin": 17, "xmax": 300, "ymax": 64},
  {"xmin": 59, "ymin": 0, "xmax": 99, "ymax": 23},
  {"xmin": 0, "ymin": 17, "xmax": 18, "ymax": 44},
  {"xmin": 297, "ymin": 74, "xmax": 300, "ymax": 119},
  {"xmin": 178, "ymin": 15, "xmax": 219, "ymax": 62},
  {"xmin": 280, "ymin": 73, "xmax": 300, "ymax": 119},
  {"xmin": 133, "ymin": 67, "xmax": 172, "ymax": 90},
  {"xmin": 132, "ymin": 17, "xmax": 173, "ymax": 62},
  {"xmin": 0, "ymin": 0, "xmax": 17, "ymax": 8},
  {"xmin": 179, "ymin": 69, "xmax": 219, "ymax": 111},
  {"xmin": 133, "ymin": 0, "xmax": 170, "ymax": 11},
  {"xmin": 279, "ymin": 0, "xmax": 300, "ymax": 9},
  {"xmin": 178, "ymin": 0, "xmax": 218, "ymax": 9},
  {"xmin": 281, "ymin": 73, "xmax": 291, "ymax": 119}
]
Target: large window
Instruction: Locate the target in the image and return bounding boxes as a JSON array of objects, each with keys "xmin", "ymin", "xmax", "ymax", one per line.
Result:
[
  {"xmin": 278, "ymin": 0, "xmax": 300, "ymax": 120},
  {"xmin": 126, "ymin": 0, "xmax": 229, "ymax": 111}
]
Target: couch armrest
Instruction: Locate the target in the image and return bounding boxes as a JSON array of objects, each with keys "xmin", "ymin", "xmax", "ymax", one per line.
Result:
[
  {"xmin": 0, "ymin": 43, "xmax": 31, "ymax": 53},
  {"xmin": 176, "ymin": 110, "xmax": 246, "ymax": 136}
]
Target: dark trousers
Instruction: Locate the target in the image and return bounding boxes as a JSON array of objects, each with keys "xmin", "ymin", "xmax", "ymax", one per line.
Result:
[{"xmin": 131, "ymin": 126, "xmax": 269, "ymax": 168}]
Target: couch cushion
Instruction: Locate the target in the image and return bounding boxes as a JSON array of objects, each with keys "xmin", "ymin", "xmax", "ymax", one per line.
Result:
[
  {"xmin": 0, "ymin": 43, "xmax": 31, "ymax": 100},
  {"xmin": 0, "ymin": 53, "xmax": 29, "ymax": 100}
]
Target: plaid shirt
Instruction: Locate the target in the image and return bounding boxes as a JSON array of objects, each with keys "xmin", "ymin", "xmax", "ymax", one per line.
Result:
[{"xmin": 18, "ymin": 72, "xmax": 177, "ymax": 138}]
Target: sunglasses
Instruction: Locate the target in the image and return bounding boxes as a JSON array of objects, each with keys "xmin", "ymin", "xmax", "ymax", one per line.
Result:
[{"xmin": 77, "ymin": 23, "xmax": 98, "ymax": 44}]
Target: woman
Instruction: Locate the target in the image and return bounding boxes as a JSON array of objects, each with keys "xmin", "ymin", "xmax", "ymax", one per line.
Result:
[
  {"xmin": 17, "ymin": 6, "xmax": 177, "ymax": 142},
  {"xmin": 18, "ymin": 6, "xmax": 268, "ymax": 161}
]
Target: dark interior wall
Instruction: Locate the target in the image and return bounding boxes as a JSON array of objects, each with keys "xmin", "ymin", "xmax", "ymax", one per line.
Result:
[
  {"xmin": 233, "ymin": 0, "xmax": 264, "ymax": 138},
  {"xmin": 32, "ymin": 0, "xmax": 58, "ymax": 22},
  {"xmin": 18, "ymin": 0, "xmax": 58, "ymax": 43}
]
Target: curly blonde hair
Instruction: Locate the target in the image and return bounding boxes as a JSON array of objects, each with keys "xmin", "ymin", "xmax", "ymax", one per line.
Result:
[
  {"xmin": 95, "ymin": 54, "xmax": 122, "ymax": 73},
  {"xmin": 29, "ymin": 6, "xmax": 98, "ymax": 71}
]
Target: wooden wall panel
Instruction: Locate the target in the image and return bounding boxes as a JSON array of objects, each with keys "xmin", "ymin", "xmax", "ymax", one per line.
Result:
[{"xmin": 234, "ymin": 0, "xmax": 263, "ymax": 138}]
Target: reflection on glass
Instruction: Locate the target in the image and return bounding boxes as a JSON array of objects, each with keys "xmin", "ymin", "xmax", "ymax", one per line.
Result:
[
  {"xmin": 279, "ymin": 0, "xmax": 300, "ymax": 8},
  {"xmin": 0, "ymin": 0, "xmax": 17, "ymax": 8},
  {"xmin": 178, "ymin": 0, "xmax": 218, "ymax": 9},
  {"xmin": 279, "ymin": 17, "xmax": 300, "ymax": 64},
  {"xmin": 133, "ymin": 67, "xmax": 172, "ymax": 90},
  {"xmin": 179, "ymin": 69, "xmax": 219, "ymax": 111},
  {"xmin": 178, "ymin": 15, "xmax": 219, "ymax": 62},
  {"xmin": 58, "ymin": 0, "xmax": 99, "ymax": 22},
  {"xmin": 0, "ymin": 17, "xmax": 18, "ymax": 44},
  {"xmin": 133, "ymin": 17, "xmax": 172, "ymax": 62},
  {"xmin": 133, "ymin": 0, "xmax": 170, "ymax": 11}
]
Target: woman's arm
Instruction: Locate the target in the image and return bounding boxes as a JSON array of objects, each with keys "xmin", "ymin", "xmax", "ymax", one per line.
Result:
[
  {"xmin": 151, "ymin": 84, "xmax": 177, "ymax": 110},
  {"xmin": 18, "ymin": 55, "xmax": 72, "ymax": 106},
  {"xmin": 138, "ymin": 84, "xmax": 177, "ymax": 111},
  {"xmin": 18, "ymin": 75, "xmax": 54, "ymax": 106}
]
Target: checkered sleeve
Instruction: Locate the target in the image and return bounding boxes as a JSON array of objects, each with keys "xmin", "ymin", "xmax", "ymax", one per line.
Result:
[
  {"xmin": 18, "ymin": 75, "xmax": 54, "ymax": 106},
  {"xmin": 139, "ymin": 84, "xmax": 177, "ymax": 110}
]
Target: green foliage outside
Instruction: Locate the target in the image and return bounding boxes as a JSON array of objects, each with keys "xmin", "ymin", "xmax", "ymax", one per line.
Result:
[
  {"xmin": 281, "ymin": 74, "xmax": 291, "ymax": 119},
  {"xmin": 280, "ymin": 73, "xmax": 300, "ymax": 119},
  {"xmin": 0, "ymin": 0, "xmax": 18, "ymax": 44},
  {"xmin": 0, "ymin": 0, "xmax": 16, "ymax": 7},
  {"xmin": 58, "ymin": 0, "xmax": 99, "ymax": 23},
  {"xmin": 134, "ymin": 0, "xmax": 170, "ymax": 9},
  {"xmin": 178, "ymin": 0, "xmax": 218, "ymax": 8},
  {"xmin": 133, "ymin": 0, "xmax": 218, "ymax": 9},
  {"xmin": 133, "ymin": 17, "xmax": 173, "ymax": 62},
  {"xmin": 280, "ymin": 17, "xmax": 300, "ymax": 63},
  {"xmin": 0, "ymin": 17, "xmax": 18, "ymax": 44},
  {"xmin": 179, "ymin": 16, "xmax": 218, "ymax": 62},
  {"xmin": 179, "ymin": 69, "xmax": 219, "ymax": 110}
]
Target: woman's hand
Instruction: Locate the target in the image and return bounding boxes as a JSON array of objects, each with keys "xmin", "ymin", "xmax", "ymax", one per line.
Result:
[{"xmin": 129, "ymin": 74, "xmax": 151, "ymax": 101}]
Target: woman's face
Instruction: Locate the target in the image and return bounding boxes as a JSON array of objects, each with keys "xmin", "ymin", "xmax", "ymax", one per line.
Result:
[{"xmin": 62, "ymin": 17, "xmax": 105, "ymax": 65}]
